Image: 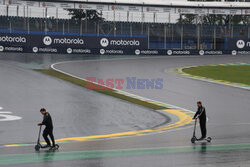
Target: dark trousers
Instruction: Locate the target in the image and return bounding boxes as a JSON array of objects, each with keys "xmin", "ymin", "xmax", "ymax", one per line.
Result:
[
  {"xmin": 199, "ymin": 119, "xmax": 207, "ymax": 138},
  {"xmin": 43, "ymin": 127, "xmax": 55, "ymax": 146}
]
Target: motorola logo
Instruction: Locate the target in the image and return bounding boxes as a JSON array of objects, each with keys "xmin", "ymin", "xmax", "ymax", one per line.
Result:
[
  {"xmin": 32, "ymin": 47, "xmax": 38, "ymax": 53},
  {"xmin": 167, "ymin": 50, "xmax": 172, "ymax": 55},
  {"xmin": 0, "ymin": 46, "xmax": 4, "ymax": 52},
  {"xmin": 110, "ymin": 39, "xmax": 140, "ymax": 46},
  {"xmin": 0, "ymin": 36, "xmax": 26, "ymax": 43},
  {"xmin": 43, "ymin": 36, "xmax": 52, "ymax": 46},
  {"xmin": 100, "ymin": 49, "xmax": 105, "ymax": 55},
  {"xmin": 135, "ymin": 49, "xmax": 140, "ymax": 55},
  {"xmin": 236, "ymin": 40, "xmax": 245, "ymax": 49},
  {"xmin": 67, "ymin": 48, "xmax": 73, "ymax": 54},
  {"xmin": 232, "ymin": 50, "xmax": 237, "ymax": 55},
  {"xmin": 100, "ymin": 38, "xmax": 140, "ymax": 47},
  {"xmin": 199, "ymin": 50, "xmax": 205, "ymax": 55},
  {"xmin": 100, "ymin": 38, "xmax": 109, "ymax": 47},
  {"xmin": 43, "ymin": 36, "xmax": 84, "ymax": 46}
]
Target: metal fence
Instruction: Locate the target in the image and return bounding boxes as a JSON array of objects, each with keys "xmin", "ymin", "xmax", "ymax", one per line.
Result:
[
  {"xmin": 1, "ymin": 15, "xmax": 250, "ymax": 50},
  {"xmin": 0, "ymin": 4, "xmax": 178, "ymax": 23}
]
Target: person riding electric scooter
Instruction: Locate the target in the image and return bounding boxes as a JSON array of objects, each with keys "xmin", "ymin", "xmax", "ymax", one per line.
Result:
[
  {"xmin": 37, "ymin": 108, "xmax": 56, "ymax": 148},
  {"xmin": 193, "ymin": 101, "xmax": 207, "ymax": 140}
]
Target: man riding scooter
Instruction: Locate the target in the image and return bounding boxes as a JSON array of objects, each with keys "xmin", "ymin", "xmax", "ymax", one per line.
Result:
[
  {"xmin": 193, "ymin": 101, "xmax": 207, "ymax": 140},
  {"xmin": 37, "ymin": 108, "xmax": 56, "ymax": 148}
]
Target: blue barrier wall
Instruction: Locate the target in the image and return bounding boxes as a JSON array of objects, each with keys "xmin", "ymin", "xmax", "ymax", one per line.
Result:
[{"xmin": 0, "ymin": 16, "xmax": 249, "ymax": 55}]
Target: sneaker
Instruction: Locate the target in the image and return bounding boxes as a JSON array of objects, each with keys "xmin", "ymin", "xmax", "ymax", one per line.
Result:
[
  {"xmin": 49, "ymin": 145, "xmax": 57, "ymax": 150},
  {"xmin": 197, "ymin": 137, "xmax": 205, "ymax": 141}
]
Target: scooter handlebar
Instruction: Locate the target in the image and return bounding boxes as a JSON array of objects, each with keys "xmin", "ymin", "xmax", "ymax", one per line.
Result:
[{"xmin": 37, "ymin": 123, "xmax": 43, "ymax": 126}]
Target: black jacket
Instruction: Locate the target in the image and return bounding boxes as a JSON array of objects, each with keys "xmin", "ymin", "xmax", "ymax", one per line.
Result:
[
  {"xmin": 194, "ymin": 106, "xmax": 206, "ymax": 121},
  {"xmin": 42, "ymin": 112, "xmax": 53, "ymax": 129}
]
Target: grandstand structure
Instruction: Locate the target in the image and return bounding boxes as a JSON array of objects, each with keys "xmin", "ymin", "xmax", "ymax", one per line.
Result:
[{"xmin": 0, "ymin": 0, "xmax": 250, "ymax": 53}]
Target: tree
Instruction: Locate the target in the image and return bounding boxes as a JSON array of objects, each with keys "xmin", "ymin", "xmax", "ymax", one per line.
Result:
[
  {"xmin": 67, "ymin": 9, "xmax": 105, "ymax": 21},
  {"xmin": 178, "ymin": 14, "xmax": 250, "ymax": 25},
  {"xmin": 178, "ymin": 14, "xmax": 197, "ymax": 24}
]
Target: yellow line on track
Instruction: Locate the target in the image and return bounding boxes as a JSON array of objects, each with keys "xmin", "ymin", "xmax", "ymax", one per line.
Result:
[{"xmin": 55, "ymin": 109, "xmax": 193, "ymax": 142}]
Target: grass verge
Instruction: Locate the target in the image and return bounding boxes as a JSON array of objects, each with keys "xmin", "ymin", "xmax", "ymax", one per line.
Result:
[
  {"xmin": 35, "ymin": 69, "xmax": 167, "ymax": 110},
  {"xmin": 182, "ymin": 65, "xmax": 250, "ymax": 86}
]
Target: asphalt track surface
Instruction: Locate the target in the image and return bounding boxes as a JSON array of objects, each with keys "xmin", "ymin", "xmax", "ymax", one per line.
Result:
[
  {"xmin": 0, "ymin": 58, "xmax": 167, "ymax": 144},
  {"xmin": 0, "ymin": 54, "xmax": 250, "ymax": 167}
]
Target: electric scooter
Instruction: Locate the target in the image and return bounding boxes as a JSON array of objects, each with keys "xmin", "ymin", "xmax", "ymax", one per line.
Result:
[
  {"xmin": 35, "ymin": 126, "xmax": 59, "ymax": 151},
  {"xmin": 191, "ymin": 118, "xmax": 212, "ymax": 143}
]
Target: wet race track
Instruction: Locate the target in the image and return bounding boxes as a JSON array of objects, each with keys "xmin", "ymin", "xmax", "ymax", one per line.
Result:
[{"xmin": 0, "ymin": 54, "xmax": 250, "ymax": 167}]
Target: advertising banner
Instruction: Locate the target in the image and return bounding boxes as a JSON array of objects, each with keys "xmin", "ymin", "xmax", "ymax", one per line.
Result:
[
  {"xmin": 177, "ymin": 8, "xmax": 196, "ymax": 14},
  {"xmin": 75, "ymin": 3, "xmax": 97, "ymax": 10},
  {"xmin": 75, "ymin": 3, "xmax": 108, "ymax": 10},
  {"xmin": 143, "ymin": 7, "xmax": 174, "ymax": 13},
  {"xmin": 208, "ymin": 8, "xmax": 242, "ymax": 15},
  {"xmin": 194, "ymin": 8, "xmax": 208, "ymax": 15},
  {"xmin": 96, "ymin": 5, "xmax": 108, "ymax": 11},
  {"xmin": 0, "ymin": 33, "xmax": 148, "ymax": 54},
  {"xmin": 144, "ymin": 7, "xmax": 163, "ymax": 13},
  {"xmin": 8, "ymin": 0, "xmax": 23, "ymax": 6},
  {"xmin": 0, "ymin": 33, "xmax": 238, "ymax": 56},
  {"xmin": 111, "ymin": 5, "xmax": 128, "ymax": 11},
  {"xmin": 229, "ymin": 9, "xmax": 242, "ymax": 15},
  {"xmin": 128, "ymin": 6, "xmax": 142, "ymax": 12},
  {"xmin": 111, "ymin": 5, "xmax": 142, "ymax": 12},
  {"xmin": 57, "ymin": 3, "xmax": 74, "ymax": 9},
  {"xmin": 243, "ymin": 9, "xmax": 250, "ymax": 15}
]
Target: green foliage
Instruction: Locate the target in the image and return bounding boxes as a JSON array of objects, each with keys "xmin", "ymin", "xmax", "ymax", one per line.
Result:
[
  {"xmin": 178, "ymin": 14, "xmax": 250, "ymax": 25},
  {"xmin": 67, "ymin": 9, "xmax": 105, "ymax": 21}
]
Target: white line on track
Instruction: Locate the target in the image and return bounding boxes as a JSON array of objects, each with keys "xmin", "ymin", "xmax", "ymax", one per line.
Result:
[
  {"xmin": 0, "ymin": 106, "xmax": 22, "ymax": 121},
  {"xmin": 0, "ymin": 112, "xmax": 22, "ymax": 121}
]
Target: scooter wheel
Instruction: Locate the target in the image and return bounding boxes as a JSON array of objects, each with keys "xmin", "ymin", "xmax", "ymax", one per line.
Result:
[
  {"xmin": 207, "ymin": 137, "xmax": 212, "ymax": 142},
  {"xmin": 55, "ymin": 144, "xmax": 59, "ymax": 149},
  {"xmin": 35, "ymin": 145, "xmax": 40, "ymax": 151},
  {"xmin": 191, "ymin": 137, "xmax": 196, "ymax": 143}
]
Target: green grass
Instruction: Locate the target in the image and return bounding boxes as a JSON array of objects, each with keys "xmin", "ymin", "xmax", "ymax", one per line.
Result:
[
  {"xmin": 35, "ymin": 69, "xmax": 167, "ymax": 110},
  {"xmin": 183, "ymin": 65, "xmax": 250, "ymax": 86}
]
